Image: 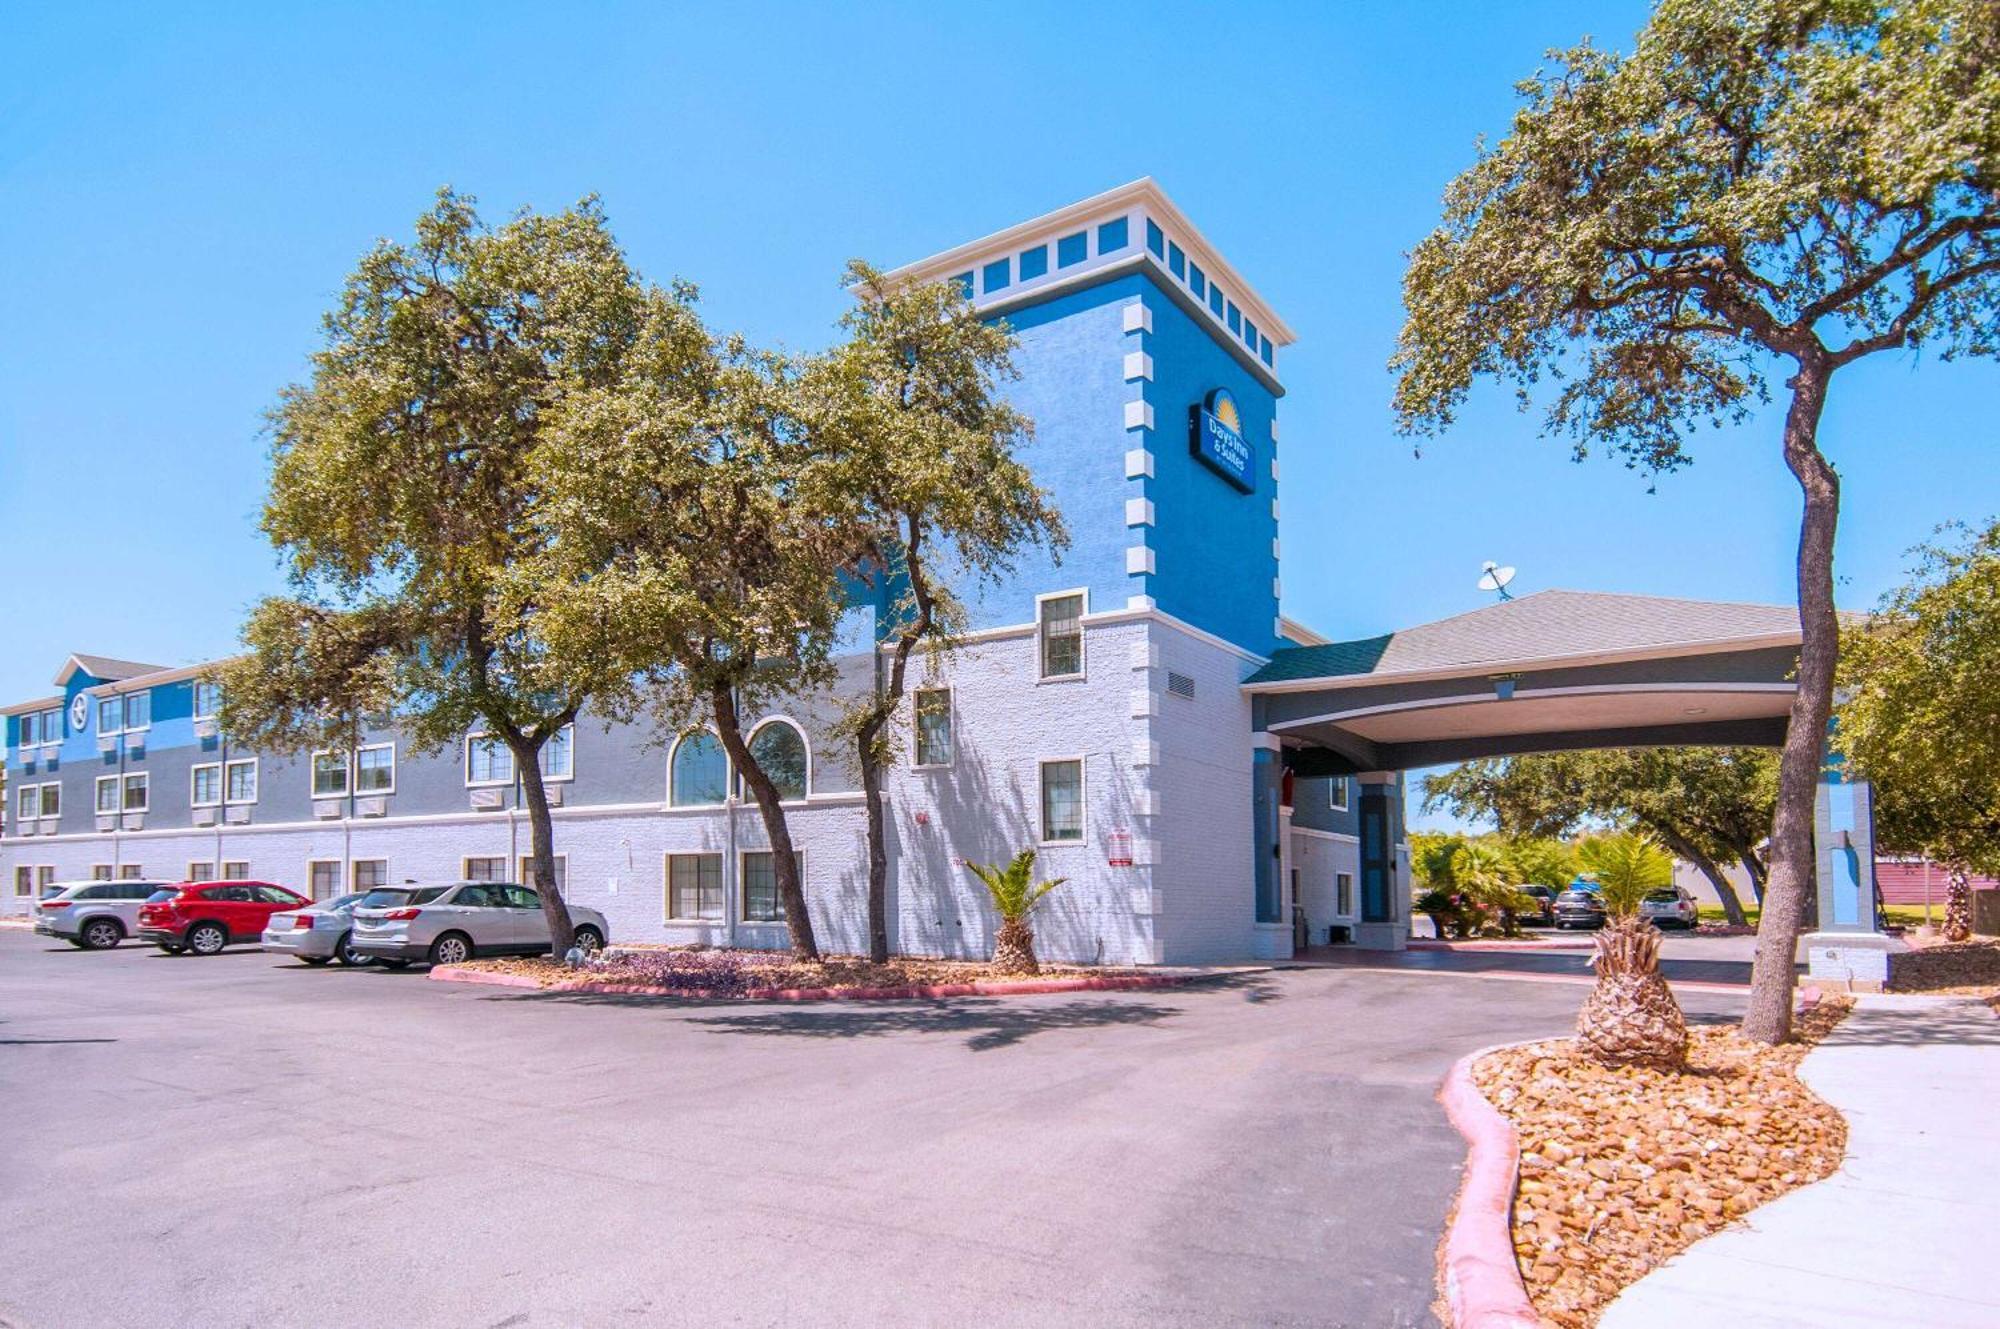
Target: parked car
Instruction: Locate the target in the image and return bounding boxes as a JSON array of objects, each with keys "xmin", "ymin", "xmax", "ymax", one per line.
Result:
[
  {"xmin": 1552, "ymin": 889, "xmax": 1608, "ymax": 930},
  {"xmin": 260, "ymin": 892, "xmax": 376, "ymax": 966},
  {"xmin": 349, "ymin": 881, "xmax": 607, "ymax": 968},
  {"xmin": 138, "ymin": 881, "xmax": 310, "ymax": 955},
  {"xmin": 35, "ymin": 880, "xmax": 171, "ymax": 950},
  {"xmin": 1639, "ymin": 886, "xmax": 1700, "ymax": 930},
  {"xmin": 1516, "ymin": 885, "xmax": 1559, "ymax": 927}
]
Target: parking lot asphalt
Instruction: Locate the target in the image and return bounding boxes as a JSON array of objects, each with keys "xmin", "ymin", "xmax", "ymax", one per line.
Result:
[{"xmin": 0, "ymin": 929, "xmax": 1746, "ymax": 1328}]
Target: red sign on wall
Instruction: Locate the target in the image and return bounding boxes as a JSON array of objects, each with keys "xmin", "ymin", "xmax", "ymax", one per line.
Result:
[{"xmin": 1107, "ymin": 829, "xmax": 1134, "ymax": 868}]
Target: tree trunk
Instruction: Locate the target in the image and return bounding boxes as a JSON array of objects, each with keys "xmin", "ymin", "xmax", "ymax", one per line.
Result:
[
  {"xmin": 1943, "ymin": 864, "xmax": 1973, "ymax": 942},
  {"xmin": 1736, "ymin": 846, "xmax": 1768, "ymax": 906},
  {"xmin": 1743, "ymin": 360, "xmax": 1839, "ymax": 1046},
  {"xmin": 511, "ymin": 731, "xmax": 577, "ymax": 955},
  {"xmin": 1657, "ymin": 828, "xmax": 1747, "ymax": 927},
  {"xmin": 857, "ymin": 707, "xmax": 892, "ymax": 964},
  {"xmin": 711, "ymin": 684, "xmax": 819, "ymax": 961}
]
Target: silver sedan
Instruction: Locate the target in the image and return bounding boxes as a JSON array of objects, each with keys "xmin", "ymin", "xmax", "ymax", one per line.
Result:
[
  {"xmin": 260, "ymin": 892, "xmax": 375, "ymax": 966},
  {"xmin": 348, "ymin": 881, "xmax": 607, "ymax": 968}
]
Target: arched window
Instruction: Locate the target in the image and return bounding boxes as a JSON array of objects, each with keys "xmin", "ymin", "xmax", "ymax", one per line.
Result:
[
  {"xmin": 669, "ymin": 731, "xmax": 728, "ymax": 806},
  {"xmin": 746, "ymin": 720, "xmax": 809, "ymax": 802}
]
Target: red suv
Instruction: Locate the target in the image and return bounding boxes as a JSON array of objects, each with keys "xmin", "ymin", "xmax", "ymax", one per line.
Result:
[{"xmin": 139, "ymin": 881, "xmax": 309, "ymax": 956}]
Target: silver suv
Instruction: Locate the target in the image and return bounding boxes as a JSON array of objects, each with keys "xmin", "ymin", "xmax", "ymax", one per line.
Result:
[
  {"xmin": 348, "ymin": 881, "xmax": 607, "ymax": 968},
  {"xmin": 36, "ymin": 880, "xmax": 171, "ymax": 949}
]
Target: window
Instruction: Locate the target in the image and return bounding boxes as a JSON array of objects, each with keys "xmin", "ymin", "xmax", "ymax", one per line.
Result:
[
  {"xmin": 351, "ymin": 859, "xmax": 388, "ymax": 891},
  {"xmin": 518, "ymin": 855, "xmax": 568, "ymax": 898},
  {"xmin": 118, "ymin": 864, "xmax": 144, "ymax": 880},
  {"xmin": 1227, "ymin": 301, "xmax": 1241, "ymax": 335},
  {"xmin": 746, "ymin": 721, "xmax": 808, "ymax": 802},
  {"xmin": 40, "ymin": 708, "xmax": 60, "ymax": 744},
  {"xmin": 1056, "ymin": 230, "xmax": 1088, "ymax": 267},
  {"xmin": 741, "ymin": 850, "xmax": 799, "ymax": 924},
  {"xmin": 311, "ymin": 751, "xmax": 349, "ymax": 798},
  {"xmin": 1018, "ymin": 245, "xmax": 1049, "ymax": 281},
  {"xmin": 187, "ymin": 861, "xmax": 216, "ymax": 882},
  {"xmin": 36, "ymin": 866, "xmax": 55, "ymax": 892},
  {"xmin": 666, "ymin": 853, "xmax": 723, "ymax": 921},
  {"xmin": 1330, "ymin": 777, "xmax": 1349, "ymax": 811},
  {"xmin": 99, "ymin": 697, "xmax": 121, "ymax": 735},
  {"xmin": 950, "ymin": 271, "xmax": 973, "ymax": 299},
  {"xmin": 355, "ymin": 743, "xmax": 395, "ymax": 794},
  {"xmin": 1188, "ymin": 261, "xmax": 1206, "ymax": 299},
  {"xmin": 914, "ymin": 689, "xmax": 952, "ymax": 766},
  {"xmin": 123, "ymin": 772, "xmax": 148, "ymax": 812},
  {"xmin": 1146, "ymin": 219, "xmax": 1165, "ymax": 258},
  {"xmin": 18, "ymin": 712, "xmax": 37, "ymax": 748},
  {"xmin": 1038, "ymin": 592, "xmax": 1084, "ymax": 679},
  {"xmin": 191, "ymin": 763, "xmax": 222, "ymax": 807},
  {"xmin": 308, "ymin": 860, "xmax": 343, "ymax": 900},
  {"xmin": 222, "ymin": 861, "xmax": 250, "ymax": 881},
  {"xmin": 37, "ymin": 782, "xmax": 59, "ymax": 819},
  {"xmin": 1096, "ymin": 217, "xmax": 1129, "ymax": 252},
  {"xmin": 95, "ymin": 776, "xmax": 118, "ymax": 815},
  {"xmin": 981, "ymin": 257, "xmax": 1010, "ymax": 294},
  {"xmin": 123, "ymin": 692, "xmax": 150, "ymax": 732},
  {"xmin": 1336, "ymin": 872, "xmax": 1354, "ymax": 917},
  {"xmin": 539, "ymin": 726, "xmax": 574, "ymax": 781},
  {"xmin": 1243, "ymin": 317, "xmax": 1258, "ymax": 350},
  {"xmin": 1209, "ymin": 284, "xmax": 1225, "ymax": 317},
  {"xmin": 14, "ymin": 866, "xmax": 32, "ymax": 896},
  {"xmin": 91, "ymin": 864, "xmax": 114, "ymax": 881},
  {"xmin": 466, "ymin": 734, "xmax": 513, "ymax": 787},
  {"xmin": 1040, "ymin": 758, "xmax": 1084, "ymax": 843},
  {"xmin": 1167, "ymin": 241, "xmax": 1185, "ymax": 279},
  {"xmin": 1261, "ymin": 336, "xmax": 1274, "ymax": 367},
  {"xmin": 463, "ymin": 856, "xmax": 507, "ymax": 882},
  {"xmin": 670, "ymin": 731, "xmax": 728, "ymax": 806},
  {"xmin": 192, "ymin": 682, "xmax": 221, "ymax": 719},
  {"xmin": 17, "ymin": 785, "xmax": 34, "ymax": 821}
]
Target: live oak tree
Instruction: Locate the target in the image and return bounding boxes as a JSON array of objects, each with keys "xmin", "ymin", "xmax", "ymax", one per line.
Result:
[
  {"xmin": 218, "ymin": 190, "xmax": 656, "ymax": 955},
  {"xmin": 1837, "ymin": 519, "xmax": 2000, "ymax": 940},
  {"xmin": 516, "ymin": 291, "xmax": 851, "ymax": 961},
  {"xmin": 822, "ymin": 263, "xmax": 1066, "ymax": 963},
  {"xmin": 1392, "ymin": 0, "xmax": 2000, "ymax": 1042},
  {"xmin": 1425, "ymin": 748, "xmax": 1777, "ymax": 926}
]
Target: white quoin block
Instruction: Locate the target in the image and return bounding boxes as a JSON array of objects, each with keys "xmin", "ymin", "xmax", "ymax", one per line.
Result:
[
  {"xmin": 1124, "ymin": 448, "xmax": 1155, "ymax": 479},
  {"xmin": 1125, "ymin": 545, "xmax": 1155, "ymax": 575},
  {"xmin": 1125, "ymin": 497, "xmax": 1155, "ymax": 527},
  {"xmin": 1123, "ymin": 351, "xmax": 1154, "ymax": 382},
  {"xmin": 1121, "ymin": 303, "xmax": 1153, "ymax": 334},
  {"xmin": 1123, "ymin": 400, "xmax": 1155, "ymax": 431}
]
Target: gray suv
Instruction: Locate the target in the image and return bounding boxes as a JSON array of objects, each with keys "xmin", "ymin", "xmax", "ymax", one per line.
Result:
[
  {"xmin": 35, "ymin": 880, "xmax": 171, "ymax": 949},
  {"xmin": 348, "ymin": 881, "xmax": 607, "ymax": 968}
]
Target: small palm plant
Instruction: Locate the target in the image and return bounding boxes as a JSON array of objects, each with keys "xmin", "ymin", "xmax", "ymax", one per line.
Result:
[
  {"xmin": 1574, "ymin": 833, "xmax": 1688, "ymax": 1069},
  {"xmin": 1453, "ymin": 840, "xmax": 1532, "ymax": 936},
  {"xmin": 966, "ymin": 849, "xmax": 1068, "ymax": 975}
]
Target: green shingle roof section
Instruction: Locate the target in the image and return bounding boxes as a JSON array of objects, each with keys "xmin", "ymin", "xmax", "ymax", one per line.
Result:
[{"xmin": 1248, "ymin": 590, "xmax": 1807, "ymax": 687}]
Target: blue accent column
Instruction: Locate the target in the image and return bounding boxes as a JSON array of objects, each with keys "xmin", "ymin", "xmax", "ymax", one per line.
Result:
[
  {"xmin": 1816, "ymin": 749, "xmax": 1879, "ymax": 934},
  {"xmin": 1358, "ymin": 780, "xmax": 1393, "ymax": 922},
  {"xmin": 1252, "ymin": 744, "xmax": 1282, "ymax": 924}
]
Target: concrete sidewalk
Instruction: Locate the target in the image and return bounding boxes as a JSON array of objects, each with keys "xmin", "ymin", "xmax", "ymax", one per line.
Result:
[{"xmin": 1601, "ymin": 994, "xmax": 2000, "ymax": 1329}]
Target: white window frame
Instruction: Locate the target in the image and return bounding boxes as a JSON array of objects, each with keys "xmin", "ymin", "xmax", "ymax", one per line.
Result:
[
  {"xmin": 223, "ymin": 757, "xmax": 258, "ymax": 806},
  {"xmin": 1336, "ymin": 871, "xmax": 1355, "ymax": 918},
  {"xmin": 1330, "ymin": 777, "xmax": 1349, "ymax": 812},
  {"xmin": 190, "ymin": 762, "xmax": 223, "ymax": 808},
  {"xmin": 121, "ymin": 691, "xmax": 150, "ymax": 734},
  {"xmin": 663, "ymin": 851, "xmax": 725, "ymax": 923},
  {"xmin": 537, "ymin": 724, "xmax": 575, "ymax": 783},
  {"xmin": 310, "ymin": 749, "xmax": 351, "ymax": 798},
  {"xmin": 1035, "ymin": 587, "xmax": 1089, "ymax": 682},
  {"xmin": 738, "ymin": 848, "xmax": 801, "ymax": 925},
  {"xmin": 911, "ymin": 687, "xmax": 954, "ymax": 768},
  {"xmin": 94, "ymin": 775, "xmax": 119, "ymax": 815},
  {"xmin": 1038, "ymin": 755, "xmax": 1087, "ymax": 846},
  {"xmin": 17, "ymin": 784, "xmax": 36, "ymax": 822},
  {"xmin": 517, "ymin": 853, "xmax": 568, "ymax": 898},
  {"xmin": 191, "ymin": 681, "xmax": 221, "ymax": 720},
  {"xmin": 743, "ymin": 717, "xmax": 812, "ymax": 805},
  {"xmin": 17, "ymin": 711, "xmax": 38, "ymax": 749},
  {"xmin": 98, "ymin": 696, "xmax": 123, "ymax": 736},
  {"xmin": 354, "ymin": 742, "xmax": 397, "ymax": 795},
  {"xmin": 32, "ymin": 781, "xmax": 59, "ymax": 820},
  {"xmin": 464, "ymin": 733, "xmax": 515, "ymax": 788},
  {"xmin": 39, "ymin": 707, "xmax": 61, "ymax": 748},
  {"xmin": 667, "ymin": 729, "xmax": 730, "ymax": 807},
  {"xmin": 122, "ymin": 771, "xmax": 149, "ymax": 813},
  {"xmin": 187, "ymin": 860, "xmax": 217, "ymax": 882}
]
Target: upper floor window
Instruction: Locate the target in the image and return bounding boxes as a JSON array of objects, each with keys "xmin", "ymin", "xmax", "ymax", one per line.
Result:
[
  {"xmin": 95, "ymin": 776, "xmax": 119, "ymax": 814},
  {"xmin": 17, "ymin": 785, "xmax": 34, "ymax": 821},
  {"xmin": 190, "ymin": 764, "xmax": 222, "ymax": 808},
  {"xmin": 98, "ymin": 692, "xmax": 149, "ymax": 734},
  {"xmin": 914, "ymin": 689, "xmax": 952, "ymax": 767},
  {"xmin": 224, "ymin": 758, "xmax": 257, "ymax": 805},
  {"xmin": 465, "ymin": 726, "xmax": 573, "ymax": 787},
  {"xmin": 41, "ymin": 708, "xmax": 60, "ymax": 744},
  {"xmin": 746, "ymin": 721, "xmax": 808, "ymax": 802},
  {"xmin": 670, "ymin": 731, "xmax": 728, "ymax": 806},
  {"xmin": 192, "ymin": 682, "xmax": 221, "ymax": 719},
  {"xmin": 1096, "ymin": 217, "xmax": 1129, "ymax": 253},
  {"xmin": 18, "ymin": 712, "xmax": 37, "ymax": 748},
  {"xmin": 1330, "ymin": 777, "xmax": 1349, "ymax": 812},
  {"xmin": 122, "ymin": 772, "xmax": 148, "ymax": 812},
  {"xmin": 311, "ymin": 751, "xmax": 349, "ymax": 798},
  {"xmin": 98, "ymin": 697, "xmax": 120, "ymax": 734},
  {"xmin": 1038, "ymin": 592, "xmax": 1084, "ymax": 679},
  {"xmin": 355, "ymin": 743, "xmax": 396, "ymax": 794}
]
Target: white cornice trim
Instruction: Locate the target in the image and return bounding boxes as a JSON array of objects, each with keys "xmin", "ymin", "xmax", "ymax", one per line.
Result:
[
  {"xmin": 1265, "ymin": 681, "xmax": 1798, "ymax": 734},
  {"xmin": 1244, "ymin": 631, "xmax": 1805, "ymax": 695}
]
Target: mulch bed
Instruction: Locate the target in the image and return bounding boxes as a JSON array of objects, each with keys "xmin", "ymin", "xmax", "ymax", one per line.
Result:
[
  {"xmin": 1888, "ymin": 937, "xmax": 2000, "ymax": 997},
  {"xmin": 1469, "ymin": 997, "xmax": 1852, "ymax": 1329},
  {"xmin": 460, "ymin": 948, "xmax": 1141, "ymax": 995}
]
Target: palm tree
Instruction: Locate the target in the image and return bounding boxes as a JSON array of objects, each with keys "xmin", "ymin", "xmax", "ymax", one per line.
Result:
[
  {"xmin": 1574, "ymin": 833, "xmax": 1688, "ymax": 1069},
  {"xmin": 966, "ymin": 849, "xmax": 1068, "ymax": 975},
  {"xmin": 1453, "ymin": 840, "xmax": 1529, "ymax": 936}
]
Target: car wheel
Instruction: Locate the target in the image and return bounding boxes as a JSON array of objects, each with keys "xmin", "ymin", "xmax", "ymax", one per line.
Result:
[
  {"xmin": 572, "ymin": 925, "xmax": 604, "ymax": 953},
  {"xmin": 81, "ymin": 918, "xmax": 124, "ymax": 950},
  {"xmin": 186, "ymin": 922, "xmax": 228, "ymax": 956},
  {"xmin": 299, "ymin": 955, "xmax": 332, "ymax": 966},
  {"xmin": 427, "ymin": 932, "xmax": 473, "ymax": 967},
  {"xmin": 335, "ymin": 932, "xmax": 372, "ymax": 967}
]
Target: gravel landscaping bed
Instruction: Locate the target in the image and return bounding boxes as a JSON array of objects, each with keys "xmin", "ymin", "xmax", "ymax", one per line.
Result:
[
  {"xmin": 458, "ymin": 948, "xmax": 1144, "ymax": 995},
  {"xmin": 1469, "ymin": 997, "xmax": 1852, "ymax": 1329},
  {"xmin": 1888, "ymin": 937, "xmax": 2000, "ymax": 997}
]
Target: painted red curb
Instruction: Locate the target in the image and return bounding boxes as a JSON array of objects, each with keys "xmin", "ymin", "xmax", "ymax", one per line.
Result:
[
  {"xmin": 1437, "ymin": 1044, "xmax": 1547, "ymax": 1329},
  {"xmin": 428, "ymin": 964, "xmax": 1196, "ymax": 1002},
  {"xmin": 1410, "ymin": 939, "xmax": 1593, "ymax": 953}
]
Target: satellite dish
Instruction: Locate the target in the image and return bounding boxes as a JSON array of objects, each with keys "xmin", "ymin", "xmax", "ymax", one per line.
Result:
[{"xmin": 1477, "ymin": 561, "xmax": 1517, "ymax": 601}]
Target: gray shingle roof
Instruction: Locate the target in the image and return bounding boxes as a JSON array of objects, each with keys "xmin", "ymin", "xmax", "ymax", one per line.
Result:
[
  {"xmin": 54, "ymin": 653, "xmax": 168, "ymax": 687},
  {"xmin": 1249, "ymin": 590, "xmax": 1807, "ymax": 686}
]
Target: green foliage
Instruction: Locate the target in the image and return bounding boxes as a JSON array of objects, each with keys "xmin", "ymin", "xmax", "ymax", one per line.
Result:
[
  {"xmin": 1505, "ymin": 836, "xmax": 1577, "ymax": 890},
  {"xmin": 1578, "ymin": 833, "xmax": 1675, "ymax": 917},
  {"xmin": 1837, "ymin": 519, "xmax": 2000, "ymax": 876},
  {"xmin": 1409, "ymin": 831, "xmax": 1469, "ymax": 890},
  {"xmin": 965, "ymin": 849, "xmax": 1067, "ymax": 923}
]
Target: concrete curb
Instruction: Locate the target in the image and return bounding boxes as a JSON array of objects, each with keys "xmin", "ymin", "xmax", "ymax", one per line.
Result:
[
  {"xmin": 1437, "ymin": 1041, "xmax": 1547, "ymax": 1329},
  {"xmin": 429, "ymin": 964, "xmax": 1200, "ymax": 1002},
  {"xmin": 1410, "ymin": 939, "xmax": 1592, "ymax": 954}
]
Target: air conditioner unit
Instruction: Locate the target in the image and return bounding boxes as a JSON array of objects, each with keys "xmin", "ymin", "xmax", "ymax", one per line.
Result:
[
  {"xmin": 192, "ymin": 807, "xmax": 218, "ymax": 827},
  {"xmin": 120, "ymin": 813, "xmax": 145, "ymax": 832},
  {"xmin": 224, "ymin": 806, "xmax": 252, "ymax": 825},
  {"xmin": 40, "ymin": 820, "xmax": 62, "ymax": 836},
  {"xmin": 313, "ymin": 801, "xmax": 343, "ymax": 820},
  {"xmin": 545, "ymin": 785, "xmax": 565, "ymax": 808},
  {"xmin": 470, "ymin": 788, "xmax": 505, "ymax": 811},
  {"xmin": 192, "ymin": 717, "xmax": 219, "ymax": 738},
  {"xmin": 97, "ymin": 734, "xmax": 118, "ymax": 752},
  {"xmin": 96, "ymin": 814, "xmax": 118, "ymax": 832},
  {"xmin": 356, "ymin": 796, "xmax": 388, "ymax": 818}
]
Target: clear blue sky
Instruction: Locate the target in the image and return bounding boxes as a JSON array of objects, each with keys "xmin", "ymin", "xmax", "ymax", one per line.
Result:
[{"xmin": 3, "ymin": 3, "xmax": 1994, "ymax": 829}]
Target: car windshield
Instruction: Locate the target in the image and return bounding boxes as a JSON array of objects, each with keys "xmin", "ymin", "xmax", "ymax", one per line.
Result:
[
  {"xmin": 358, "ymin": 886, "xmax": 449, "ymax": 908},
  {"xmin": 144, "ymin": 888, "xmax": 181, "ymax": 903},
  {"xmin": 321, "ymin": 893, "xmax": 366, "ymax": 911},
  {"xmin": 1644, "ymin": 890, "xmax": 1681, "ymax": 903}
]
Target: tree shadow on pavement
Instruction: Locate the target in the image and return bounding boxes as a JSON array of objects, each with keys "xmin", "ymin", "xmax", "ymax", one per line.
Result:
[{"xmin": 685, "ymin": 996, "xmax": 1183, "ymax": 1051}]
